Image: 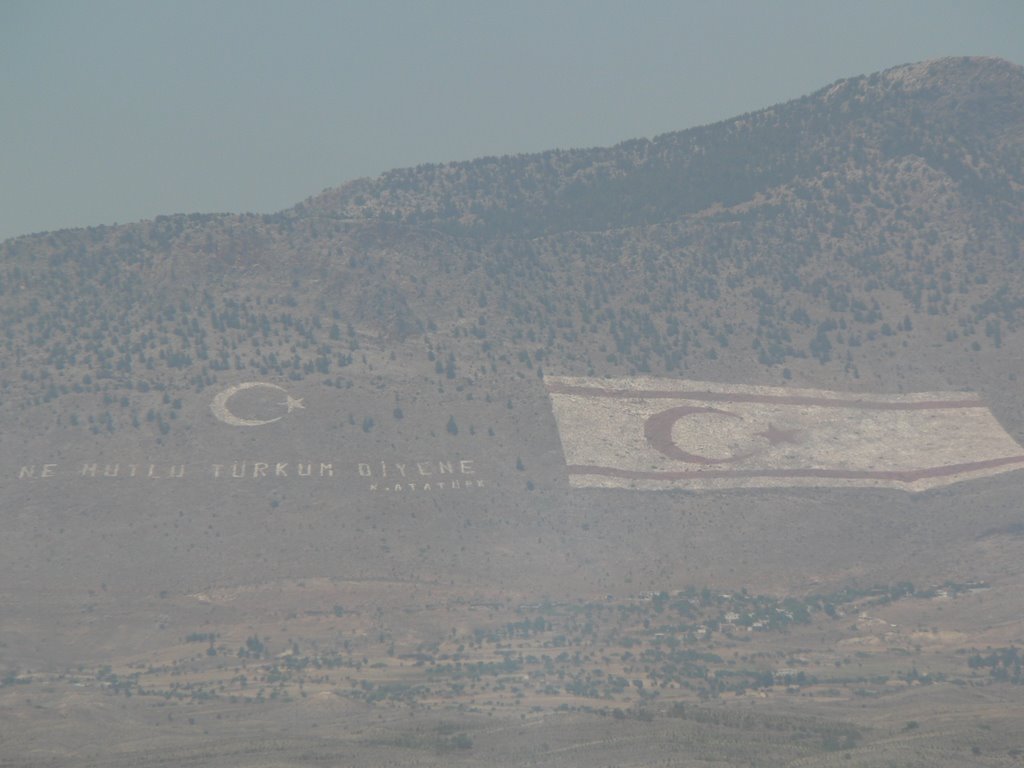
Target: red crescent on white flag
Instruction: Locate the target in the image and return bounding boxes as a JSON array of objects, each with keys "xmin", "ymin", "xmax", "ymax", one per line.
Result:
[{"xmin": 643, "ymin": 406, "xmax": 754, "ymax": 464}]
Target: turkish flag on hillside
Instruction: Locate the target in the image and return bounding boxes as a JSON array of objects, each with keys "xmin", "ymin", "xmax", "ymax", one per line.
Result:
[{"xmin": 545, "ymin": 377, "xmax": 1024, "ymax": 492}]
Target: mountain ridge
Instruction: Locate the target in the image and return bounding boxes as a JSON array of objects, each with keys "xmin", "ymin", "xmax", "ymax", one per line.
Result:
[
  {"xmin": 295, "ymin": 56, "xmax": 1024, "ymax": 237},
  {"xmin": 5, "ymin": 56, "xmax": 1021, "ymax": 246}
]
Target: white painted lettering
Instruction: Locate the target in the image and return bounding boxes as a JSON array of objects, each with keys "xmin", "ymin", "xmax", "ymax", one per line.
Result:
[
  {"xmin": 22, "ymin": 455, "xmax": 482, "ymax": 488},
  {"xmin": 20, "ymin": 463, "xmax": 61, "ymax": 479}
]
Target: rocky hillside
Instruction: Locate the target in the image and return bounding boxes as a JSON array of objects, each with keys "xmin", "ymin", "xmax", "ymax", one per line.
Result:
[{"xmin": 2, "ymin": 57, "xmax": 1024, "ymax": 438}]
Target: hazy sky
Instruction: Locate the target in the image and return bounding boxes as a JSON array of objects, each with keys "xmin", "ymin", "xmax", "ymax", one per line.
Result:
[{"xmin": 2, "ymin": 0, "xmax": 1023, "ymax": 242}]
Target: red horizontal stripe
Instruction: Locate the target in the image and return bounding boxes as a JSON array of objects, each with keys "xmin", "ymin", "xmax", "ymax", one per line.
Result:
[
  {"xmin": 567, "ymin": 454, "xmax": 1024, "ymax": 484},
  {"xmin": 546, "ymin": 382, "xmax": 983, "ymax": 411}
]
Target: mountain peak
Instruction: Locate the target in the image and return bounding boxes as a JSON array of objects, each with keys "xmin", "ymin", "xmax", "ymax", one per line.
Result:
[
  {"xmin": 822, "ymin": 57, "xmax": 1024, "ymax": 125},
  {"xmin": 881, "ymin": 55, "xmax": 1022, "ymax": 87}
]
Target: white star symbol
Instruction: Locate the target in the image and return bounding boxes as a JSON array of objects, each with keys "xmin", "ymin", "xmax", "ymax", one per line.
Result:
[{"xmin": 281, "ymin": 395, "xmax": 305, "ymax": 413}]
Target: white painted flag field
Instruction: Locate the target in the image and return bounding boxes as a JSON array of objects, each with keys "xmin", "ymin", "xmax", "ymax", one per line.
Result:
[{"xmin": 545, "ymin": 376, "xmax": 1024, "ymax": 492}]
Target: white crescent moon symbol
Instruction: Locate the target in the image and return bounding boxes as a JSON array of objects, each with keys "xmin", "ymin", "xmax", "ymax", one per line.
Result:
[{"xmin": 210, "ymin": 382, "xmax": 289, "ymax": 427}]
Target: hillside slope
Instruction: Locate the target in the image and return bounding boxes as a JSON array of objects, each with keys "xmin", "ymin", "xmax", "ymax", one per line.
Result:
[{"xmin": 2, "ymin": 57, "xmax": 1023, "ymax": 444}]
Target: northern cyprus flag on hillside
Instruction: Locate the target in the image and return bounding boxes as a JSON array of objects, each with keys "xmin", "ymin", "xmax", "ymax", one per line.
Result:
[{"xmin": 545, "ymin": 377, "xmax": 1024, "ymax": 492}]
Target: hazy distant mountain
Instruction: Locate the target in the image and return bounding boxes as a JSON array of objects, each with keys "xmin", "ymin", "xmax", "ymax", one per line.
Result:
[{"xmin": 3, "ymin": 56, "xmax": 1024, "ymax": 441}]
